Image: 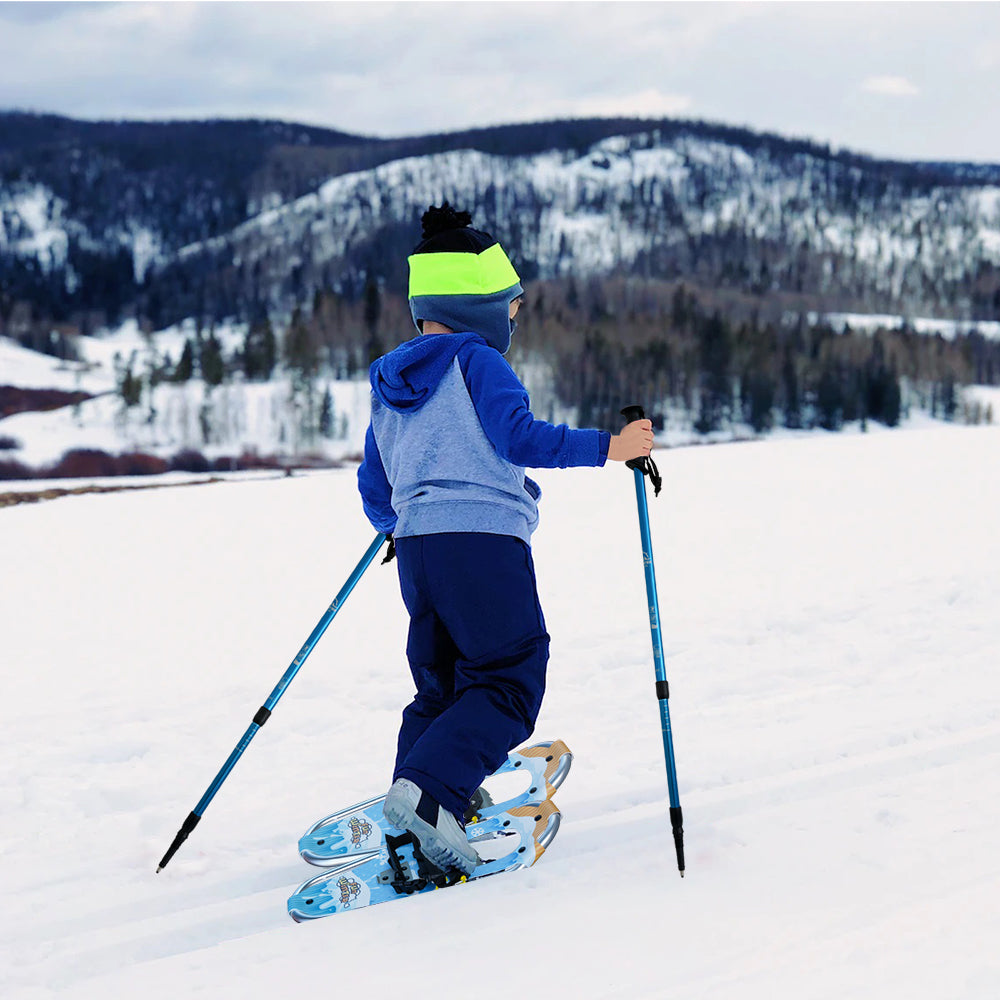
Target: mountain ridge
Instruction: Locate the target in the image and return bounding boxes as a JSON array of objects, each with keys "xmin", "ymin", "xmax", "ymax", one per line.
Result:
[{"xmin": 3, "ymin": 110, "xmax": 1000, "ymax": 333}]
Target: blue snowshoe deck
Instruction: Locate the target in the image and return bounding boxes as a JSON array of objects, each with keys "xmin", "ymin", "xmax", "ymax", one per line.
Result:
[
  {"xmin": 287, "ymin": 799, "xmax": 561, "ymax": 920},
  {"xmin": 298, "ymin": 739, "xmax": 572, "ymax": 866}
]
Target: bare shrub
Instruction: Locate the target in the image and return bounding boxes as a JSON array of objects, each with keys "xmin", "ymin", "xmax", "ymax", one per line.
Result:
[
  {"xmin": 169, "ymin": 449, "xmax": 212, "ymax": 473},
  {"xmin": 0, "ymin": 458, "xmax": 34, "ymax": 481},
  {"xmin": 116, "ymin": 452, "xmax": 170, "ymax": 476},
  {"xmin": 46, "ymin": 449, "xmax": 119, "ymax": 478}
]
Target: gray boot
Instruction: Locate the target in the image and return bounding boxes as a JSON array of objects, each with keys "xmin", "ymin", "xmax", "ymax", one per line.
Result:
[{"xmin": 383, "ymin": 779, "xmax": 480, "ymax": 875}]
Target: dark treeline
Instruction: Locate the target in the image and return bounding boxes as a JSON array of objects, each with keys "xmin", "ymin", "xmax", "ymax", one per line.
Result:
[
  {"xmin": 98, "ymin": 276, "xmax": 997, "ymax": 438},
  {"xmin": 510, "ymin": 278, "xmax": 996, "ymax": 432}
]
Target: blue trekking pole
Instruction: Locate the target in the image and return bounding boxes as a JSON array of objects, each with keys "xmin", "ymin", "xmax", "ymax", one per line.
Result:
[
  {"xmin": 620, "ymin": 405, "xmax": 685, "ymax": 876},
  {"xmin": 156, "ymin": 532, "xmax": 390, "ymax": 872}
]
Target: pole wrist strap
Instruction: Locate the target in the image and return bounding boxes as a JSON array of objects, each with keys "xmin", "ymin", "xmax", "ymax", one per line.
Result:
[{"xmin": 627, "ymin": 455, "xmax": 662, "ymax": 496}]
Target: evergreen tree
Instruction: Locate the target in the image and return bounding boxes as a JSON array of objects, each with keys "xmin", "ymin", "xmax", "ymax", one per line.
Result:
[
  {"xmin": 285, "ymin": 306, "xmax": 320, "ymax": 452},
  {"xmin": 782, "ymin": 351, "xmax": 802, "ymax": 429},
  {"xmin": 243, "ymin": 317, "xmax": 276, "ymax": 381},
  {"xmin": 940, "ymin": 376, "xmax": 958, "ymax": 421},
  {"xmin": 694, "ymin": 312, "xmax": 731, "ymax": 434},
  {"xmin": 120, "ymin": 363, "xmax": 142, "ymax": 408},
  {"xmin": 200, "ymin": 330, "xmax": 225, "ymax": 386},
  {"xmin": 882, "ymin": 369, "xmax": 902, "ymax": 427},
  {"xmin": 741, "ymin": 371, "xmax": 775, "ymax": 432},
  {"xmin": 319, "ymin": 385, "xmax": 335, "ymax": 438},
  {"xmin": 816, "ymin": 365, "xmax": 843, "ymax": 430},
  {"xmin": 284, "ymin": 306, "xmax": 318, "ymax": 379},
  {"xmin": 671, "ymin": 284, "xmax": 691, "ymax": 329},
  {"xmin": 842, "ymin": 366, "xmax": 864, "ymax": 423},
  {"xmin": 173, "ymin": 338, "xmax": 195, "ymax": 382},
  {"xmin": 863, "ymin": 340, "xmax": 902, "ymax": 426},
  {"xmin": 364, "ymin": 274, "xmax": 384, "ymax": 365}
]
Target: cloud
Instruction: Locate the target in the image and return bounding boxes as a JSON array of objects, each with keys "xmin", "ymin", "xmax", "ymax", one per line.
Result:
[
  {"xmin": 0, "ymin": 1, "xmax": 111, "ymax": 25},
  {"xmin": 974, "ymin": 39, "xmax": 1000, "ymax": 70},
  {"xmin": 2, "ymin": 3, "xmax": 999, "ymax": 160},
  {"xmin": 569, "ymin": 89, "xmax": 694, "ymax": 120},
  {"xmin": 861, "ymin": 75, "xmax": 920, "ymax": 97}
]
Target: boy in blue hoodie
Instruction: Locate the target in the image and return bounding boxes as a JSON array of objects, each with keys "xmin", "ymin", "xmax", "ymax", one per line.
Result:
[{"xmin": 358, "ymin": 204, "xmax": 653, "ymax": 874}]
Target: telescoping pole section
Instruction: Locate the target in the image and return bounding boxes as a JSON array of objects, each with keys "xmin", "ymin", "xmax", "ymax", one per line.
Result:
[
  {"xmin": 620, "ymin": 405, "xmax": 685, "ymax": 876},
  {"xmin": 157, "ymin": 532, "xmax": 389, "ymax": 873}
]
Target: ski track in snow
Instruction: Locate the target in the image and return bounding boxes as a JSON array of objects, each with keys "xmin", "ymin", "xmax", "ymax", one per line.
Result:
[{"xmin": 2, "ymin": 425, "xmax": 1000, "ymax": 999}]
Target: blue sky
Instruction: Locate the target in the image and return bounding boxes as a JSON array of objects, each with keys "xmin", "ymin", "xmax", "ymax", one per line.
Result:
[{"xmin": 2, "ymin": 1, "xmax": 999, "ymax": 163}]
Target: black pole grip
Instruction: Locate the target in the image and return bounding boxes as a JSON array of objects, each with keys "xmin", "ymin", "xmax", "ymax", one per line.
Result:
[
  {"xmin": 621, "ymin": 405, "xmax": 644, "ymax": 472},
  {"xmin": 620, "ymin": 405, "xmax": 655, "ymax": 478}
]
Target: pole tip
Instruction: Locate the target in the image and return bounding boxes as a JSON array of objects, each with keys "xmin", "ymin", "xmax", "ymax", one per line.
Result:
[
  {"xmin": 679, "ymin": 870, "xmax": 685, "ymax": 878},
  {"xmin": 156, "ymin": 865, "xmax": 163, "ymax": 874}
]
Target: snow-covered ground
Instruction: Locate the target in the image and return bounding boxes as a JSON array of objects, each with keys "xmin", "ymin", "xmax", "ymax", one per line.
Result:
[
  {"xmin": 0, "ymin": 320, "xmax": 244, "ymax": 395},
  {"xmin": 1, "ymin": 330, "xmax": 371, "ymax": 468},
  {"xmin": 2, "ymin": 422, "xmax": 999, "ymax": 999},
  {"xmin": 0, "ymin": 376, "xmax": 372, "ymax": 469},
  {"xmin": 808, "ymin": 311, "xmax": 1000, "ymax": 342}
]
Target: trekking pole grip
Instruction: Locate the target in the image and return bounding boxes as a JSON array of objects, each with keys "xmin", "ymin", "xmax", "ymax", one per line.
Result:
[{"xmin": 620, "ymin": 405, "xmax": 655, "ymax": 479}]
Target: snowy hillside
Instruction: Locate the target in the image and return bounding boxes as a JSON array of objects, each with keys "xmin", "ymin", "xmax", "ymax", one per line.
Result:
[
  {"xmin": 204, "ymin": 135, "xmax": 1000, "ymax": 279},
  {"xmin": 168, "ymin": 133, "xmax": 1000, "ymax": 320},
  {"xmin": 5, "ymin": 114, "xmax": 1000, "ymax": 328},
  {"xmin": 2, "ymin": 423, "xmax": 999, "ymax": 998}
]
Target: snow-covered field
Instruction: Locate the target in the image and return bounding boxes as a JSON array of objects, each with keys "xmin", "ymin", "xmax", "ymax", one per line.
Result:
[
  {"xmin": 0, "ymin": 330, "xmax": 371, "ymax": 468},
  {"xmin": 3, "ymin": 327, "xmax": 998, "ymax": 476},
  {"xmin": 808, "ymin": 311, "xmax": 1000, "ymax": 342},
  {"xmin": 2, "ymin": 423, "xmax": 1000, "ymax": 999}
]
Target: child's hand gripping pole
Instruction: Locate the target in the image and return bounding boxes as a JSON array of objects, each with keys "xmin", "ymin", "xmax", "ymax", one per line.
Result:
[{"xmin": 619, "ymin": 405, "xmax": 684, "ymax": 876}]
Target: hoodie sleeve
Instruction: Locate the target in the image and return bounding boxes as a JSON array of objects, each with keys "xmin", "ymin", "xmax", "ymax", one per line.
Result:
[
  {"xmin": 459, "ymin": 343, "xmax": 610, "ymax": 468},
  {"xmin": 357, "ymin": 421, "xmax": 398, "ymax": 534}
]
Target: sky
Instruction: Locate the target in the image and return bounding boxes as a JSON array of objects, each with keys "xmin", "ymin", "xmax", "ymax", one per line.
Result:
[{"xmin": 1, "ymin": 1, "xmax": 999, "ymax": 163}]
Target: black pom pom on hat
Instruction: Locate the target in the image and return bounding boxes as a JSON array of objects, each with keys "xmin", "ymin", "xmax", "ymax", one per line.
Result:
[
  {"xmin": 420, "ymin": 202, "xmax": 473, "ymax": 238},
  {"xmin": 413, "ymin": 201, "xmax": 497, "ymax": 255}
]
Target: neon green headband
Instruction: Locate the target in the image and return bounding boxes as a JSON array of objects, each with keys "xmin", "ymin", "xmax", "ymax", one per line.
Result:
[{"xmin": 408, "ymin": 242, "xmax": 521, "ymax": 298}]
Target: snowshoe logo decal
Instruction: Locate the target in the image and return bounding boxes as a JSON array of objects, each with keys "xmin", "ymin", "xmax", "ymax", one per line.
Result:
[
  {"xmin": 347, "ymin": 815, "xmax": 374, "ymax": 848},
  {"xmin": 337, "ymin": 875, "xmax": 363, "ymax": 907}
]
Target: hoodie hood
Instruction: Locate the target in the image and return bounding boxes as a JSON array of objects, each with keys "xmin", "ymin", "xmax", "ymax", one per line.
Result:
[{"xmin": 369, "ymin": 332, "xmax": 484, "ymax": 413}]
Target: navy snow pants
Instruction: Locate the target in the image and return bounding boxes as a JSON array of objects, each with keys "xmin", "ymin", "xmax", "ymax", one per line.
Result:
[{"xmin": 392, "ymin": 532, "xmax": 550, "ymax": 822}]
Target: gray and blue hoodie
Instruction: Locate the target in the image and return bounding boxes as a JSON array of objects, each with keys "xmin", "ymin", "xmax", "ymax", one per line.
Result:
[{"xmin": 358, "ymin": 333, "xmax": 610, "ymax": 544}]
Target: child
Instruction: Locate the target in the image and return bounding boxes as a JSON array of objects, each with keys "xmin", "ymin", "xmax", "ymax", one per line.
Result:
[{"xmin": 357, "ymin": 203, "xmax": 653, "ymax": 874}]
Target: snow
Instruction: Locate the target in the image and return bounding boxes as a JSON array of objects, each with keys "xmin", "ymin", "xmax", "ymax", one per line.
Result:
[
  {"xmin": 2, "ymin": 422, "xmax": 1000, "ymax": 998},
  {"xmin": 128, "ymin": 227, "xmax": 163, "ymax": 284},
  {"xmin": 1, "ymin": 330, "xmax": 371, "ymax": 468},
  {"xmin": 1, "ymin": 321, "xmax": 244, "ymax": 397},
  {"xmin": 806, "ymin": 312, "xmax": 1000, "ymax": 342},
  {"xmin": 0, "ymin": 337, "xmax": 109, "ymax": 394},
  {"xmin": 1, "ymin": 376, "xmax": 371, "ymax": 468},
  {"xmin": 169, "ymin": 133, "xmax": 1000, "ymax": 308},
  {"xmin": 0, "ymin": 183, "xmax": 70, "ymax": 270}
]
